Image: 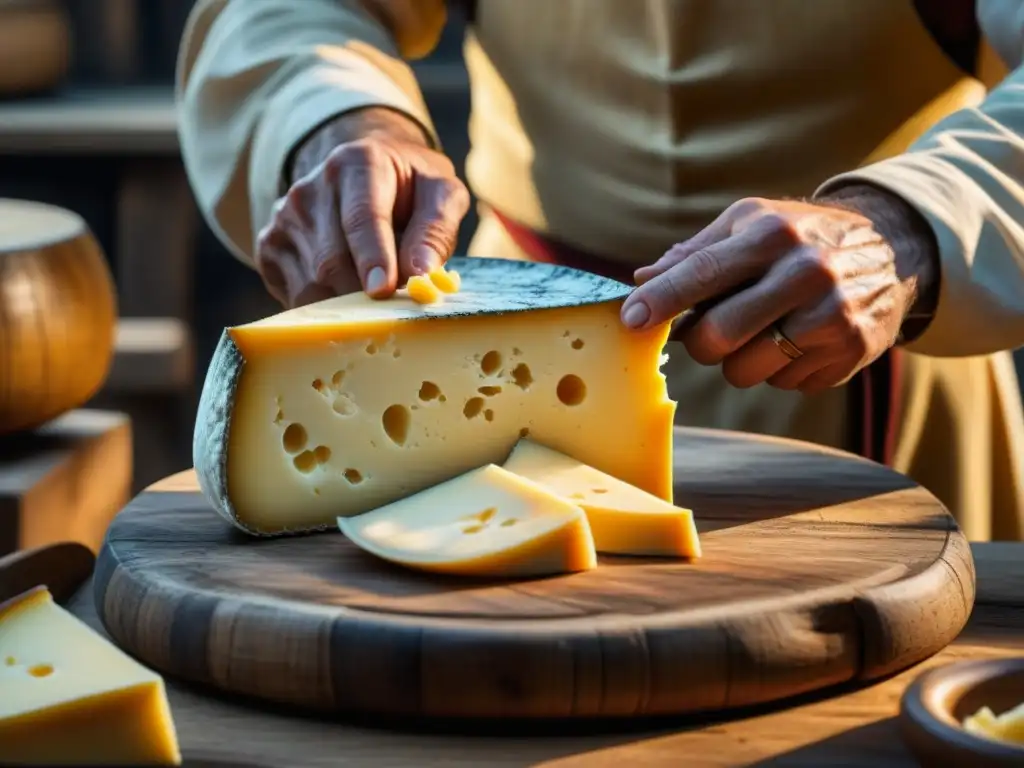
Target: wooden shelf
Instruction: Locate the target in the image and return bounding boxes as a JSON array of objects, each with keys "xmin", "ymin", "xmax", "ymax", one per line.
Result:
[
  {"xmin": 0, "ymin": 64, "xmax": 469, "ymax": 155},
  {"xmin": 0, "ymin": 86, "xmax": 178, "ymax": 154},
  {"xmin": 0, "ymin": 409, "xmax": 132, "ymax": 556}
]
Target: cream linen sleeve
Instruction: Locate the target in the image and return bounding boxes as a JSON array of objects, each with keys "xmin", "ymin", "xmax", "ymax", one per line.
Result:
[
  {"xmin": 175, "ymin": 0, "xmax": 447, "ymax": 265},
  {"xmin": 816, "ymin": 0, "xmax": 1024, "ymax": 357}
]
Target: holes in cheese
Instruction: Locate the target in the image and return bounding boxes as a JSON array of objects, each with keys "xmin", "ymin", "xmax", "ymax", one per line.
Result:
[
  {"xmin": 556, "ymin": 374, "xmax": 586, "ymax": 406},
  {"xmin": 336, "ymin": 464, "xmax": 597, "ymax": 577},
  {"xmin": 382, "ymin": 404, "xmax": 410, "ymax": 446},
  {"xmin": 0, "ymin": 587, "xmax": 181, "ymax": 765},
  {"xmin": 419, "ymin": 381, "xmax": 443, "ymax": 401},
  {"xmin": 194, "ymin": 257, "xmax": 675, "ymax": 536},
  {"xmin": 463, "ymin": 397, "xmax": 485, "ymax": 419},
  {"xmin": 511, "ymin": 363, "xmax": 533, "ymax": 390},
  {"xmin": 282, "ymin": 423, "xmax": 307, "ymax": 453},
  {"xmin": 502, "ymin": 439, "xmax": 701, "ymax": 559},
  {"xmin": 480, "ymin": 350, "xmax": 502, "ymax": 376},
  {"xmin": 28, "ymin": 663, "xmax": 54, "ymax": 678}
]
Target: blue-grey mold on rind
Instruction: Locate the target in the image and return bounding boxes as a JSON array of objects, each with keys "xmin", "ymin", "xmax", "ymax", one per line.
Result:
[
  {"xmin": 192, "ymin": 256, "xmax": 634, "ymax": 537},
  {"xmin": 398, "ymin": 257, "xmax": 633, "ymax": 317},
  {"xmin": 192, "ymin": 330, "xmax": 252, "ymax": 533}
]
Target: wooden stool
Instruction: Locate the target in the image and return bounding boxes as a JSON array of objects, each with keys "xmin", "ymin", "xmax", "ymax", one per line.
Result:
[{"xmin": 0, "ymin": 409, "xmax": 131, "ymax": 556}]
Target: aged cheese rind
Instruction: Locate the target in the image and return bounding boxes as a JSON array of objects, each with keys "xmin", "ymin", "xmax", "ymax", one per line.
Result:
[
  {"xmin": 337, "ymin": 464, "xmax": 598, "ymax": 577},
  {"xmin": 0, "ymin": 586, "xmax": 182, "ymax": 765},
  {"xmin": 193, "ymin": 329, "xmax": 259, "ymax": 534},
  {"xmin": 194, "ymin": 256, "xmax": 674, "ymax": 536}
]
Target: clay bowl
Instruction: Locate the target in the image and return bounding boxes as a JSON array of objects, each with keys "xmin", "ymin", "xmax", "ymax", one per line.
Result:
[
  {"xmin": 900, "ymin": 658, "xmax": 1024, "ymax": 768},
  {"xmin": 0, "ymin": 199, "xmax": 117, "ymax": 435}
]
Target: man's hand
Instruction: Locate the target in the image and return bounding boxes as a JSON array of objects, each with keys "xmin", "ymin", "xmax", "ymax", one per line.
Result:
[
  {"xmin": 621, "ymin": 186, "xmax": 940, "ymax": 395},
  {"xmin": 255, "ymin": 107, "xmax": 471, "ymax": 308}
]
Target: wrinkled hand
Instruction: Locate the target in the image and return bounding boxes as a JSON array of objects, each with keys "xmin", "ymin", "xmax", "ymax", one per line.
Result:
[
  {"xmin": 621, "ymin": 191, "xmax": 938, "ymax": 395},
  {"xmin": 255, "ymin": 108, "xmax": 471, "ymax": 308}
]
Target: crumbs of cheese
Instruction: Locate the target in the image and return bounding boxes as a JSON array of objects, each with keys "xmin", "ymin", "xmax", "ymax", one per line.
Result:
[
  {"xmin": 964, "ymin": 702, "xmax": 1024, "ymax": 744},
  {"xmin": 406, "ymin": 274, "xmax": 442, "ymax": 304},
  {"xmin": 428, "ymin": 265, "xmax": 461, "ymax": 293},
  {"xmin": 337, "ymin": 463, "xmax": 597, "ymax": 577},
  {"xmin": 503, "ymin": 438, "xmax": 701, "ymax": 558},
  {"xmin": 0, "ymin": 587, "xmax": 182, "ymax": 765}
]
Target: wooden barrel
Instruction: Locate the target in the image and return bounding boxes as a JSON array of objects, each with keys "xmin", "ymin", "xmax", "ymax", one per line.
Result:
[
  {"xmin": 0, "ymin": 199, "xmax": 117, "ymax": 435},
  {"xmin": 0, "ymin": 0, "xmax": 71, "ymax": 96}
]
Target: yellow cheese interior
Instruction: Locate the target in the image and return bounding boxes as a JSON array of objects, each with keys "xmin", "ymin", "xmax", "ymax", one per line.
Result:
[
  {"xmin": 227, "ymin": 299, "xmax": 674, "ymax": 532},
  {"xmin": 0, "ymin": 587, "xmax": 181, "ymax": 765},
  {"xmin": 964, "ymin": 703, "xmax": 1024, "ymax": 744},
  {"xmin": 503, "ymin": 439, "xmax": 701, "ymax": 558},
  {"xmin": 337, "ymin": 463, "xmax": 597, "ymax": 577}
]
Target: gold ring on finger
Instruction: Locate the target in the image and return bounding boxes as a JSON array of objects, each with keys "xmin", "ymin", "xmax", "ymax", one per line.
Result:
[{"xmin": 770, "ymin": 322, "xmax": 804, "ymax": 360}]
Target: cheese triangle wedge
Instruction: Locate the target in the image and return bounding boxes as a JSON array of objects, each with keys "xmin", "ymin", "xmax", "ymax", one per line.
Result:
[
  {"xmin": 503, "ymin": 439, "xmax": 701, "ymax": 558},
  {"xmin": 0, "ymin": 587, "xmax": 182, "ymax": 765},
  {"xmin": 194, "ymin": 256, "xmax": 675, "ymax": 536},
  {"xmin": 337, "ymin": 464, "xmax": 598, "ymax": 577}
]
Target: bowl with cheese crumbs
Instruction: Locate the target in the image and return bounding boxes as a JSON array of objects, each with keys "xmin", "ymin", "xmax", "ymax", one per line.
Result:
[{"xmin": 899, "ymin": 658, "xmax": 1024, "ymax": 767}]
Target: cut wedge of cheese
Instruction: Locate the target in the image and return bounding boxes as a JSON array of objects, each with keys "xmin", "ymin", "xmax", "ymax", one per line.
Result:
[
  {"xmin": 337, "ymin": 463, "xmax": 597, "ymax": 577},
  {"xmin": 194, "ymin": 256, "xmax": 675, "ymax": 535},
  {"xmin": 0, "ymin": 586, "xmax": 182, "ymax": 765},
  {"xmin": 503, "ymin": 439, "xmax": 701, "ymax": 558}
]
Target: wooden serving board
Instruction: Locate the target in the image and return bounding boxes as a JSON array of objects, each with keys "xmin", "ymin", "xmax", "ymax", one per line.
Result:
[{"xmin": 93, "ymin": 428, "xmax": 974, "ymax": 720}]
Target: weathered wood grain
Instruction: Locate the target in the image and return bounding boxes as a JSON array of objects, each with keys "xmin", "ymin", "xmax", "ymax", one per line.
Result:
[{"xmin": 94, "ymin": 427, "xmax": 974, "ymax": 719}]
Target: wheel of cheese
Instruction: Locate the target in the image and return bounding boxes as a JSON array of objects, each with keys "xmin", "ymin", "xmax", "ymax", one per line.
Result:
[
  {"xmin": 0, "ymin": 199, "xmax": 117, "ymax": 435},
  {"xmin": 0, "ymin": 0, "xmax": 70, "ymax": 96}
]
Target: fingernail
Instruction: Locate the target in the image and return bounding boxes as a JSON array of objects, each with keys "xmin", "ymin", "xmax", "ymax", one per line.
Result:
[
  {"xmin": 365, "ymin": 266, "xmax": 387, "ymax": 294},
  {"xmin": 622, "ymin": 301, "xmax": 651, "ymax": 329}
]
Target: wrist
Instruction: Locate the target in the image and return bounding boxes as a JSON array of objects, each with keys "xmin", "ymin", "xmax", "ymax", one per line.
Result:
[
  {"xmin": 815, "ymin": 182, "xmax": 941, "ymax": 343},
  {"xmin": 287, "ymin": 106, "xmax": 433, "ymax": 185}
]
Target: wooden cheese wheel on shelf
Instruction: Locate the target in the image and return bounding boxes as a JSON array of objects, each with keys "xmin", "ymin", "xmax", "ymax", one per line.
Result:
[
  {"xmin": 0, "ymin": 199, "xmax": 117, "ymax": 436},
  {"xmin": 0, "ymin": 0, "xmax": 70, "ymax": 97}
]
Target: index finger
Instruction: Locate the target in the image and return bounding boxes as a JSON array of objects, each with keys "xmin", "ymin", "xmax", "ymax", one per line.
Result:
[
  {"xmin": 621, "ymin": 213, "xmax": 797, "ymax": 330},
  {"xmin": 337, "ymin": 143, "xmax": 401, "ymax": 298}
]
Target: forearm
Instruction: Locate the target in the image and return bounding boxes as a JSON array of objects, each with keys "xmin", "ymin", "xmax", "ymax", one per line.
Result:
[
  {"xmin": 289, "ymin": 106, "xmax": 434, "ymax": 185},
  {"xmin": 175, "ymin": 0, "xmax": 441, "ymax": 265}
]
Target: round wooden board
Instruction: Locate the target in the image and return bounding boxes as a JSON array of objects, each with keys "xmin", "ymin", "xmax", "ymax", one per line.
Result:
[{"xmin": 94, "ymin": 428, "xmax": 975, "ymax": 720}]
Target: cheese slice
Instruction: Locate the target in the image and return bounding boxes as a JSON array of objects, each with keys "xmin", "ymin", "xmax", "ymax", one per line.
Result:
[
  {"xmin": 337, "ymin": 463, "xmax": 597, "ymax": 577},
  {"xmin": 194, "ymin": 256, "xmax": 675, "ymax": 535},
  {"xmin": 503, "ymin": 439, "xmax": 701, "ymax": 558},
  {"xmin": 0, "ymin": 586, "xmax": 182, "ymax": 765}
]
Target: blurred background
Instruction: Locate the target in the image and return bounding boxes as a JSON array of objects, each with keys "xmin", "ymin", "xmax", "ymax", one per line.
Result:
[
  {"xmin": 0, "ymin": 0, "xmax": 476, "ymax": 492},
  {"xmin": 3, "ymin": 0, "xmax": 1024, "ymax": 501}
]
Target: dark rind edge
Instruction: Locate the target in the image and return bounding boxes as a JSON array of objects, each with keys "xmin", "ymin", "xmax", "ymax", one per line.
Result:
[
  {"xmin": 193, "ymin": 257, "xmax": 633, "ymax": 538},
  {"xmin": 192, "ymin": 331, "xmax": 264, "ymax": 537}
]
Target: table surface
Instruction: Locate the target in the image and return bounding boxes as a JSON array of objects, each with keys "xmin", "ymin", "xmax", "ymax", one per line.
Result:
[{"xmin": 69, "ymin": 541, "xmax": 1024, "ymax": 767}]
